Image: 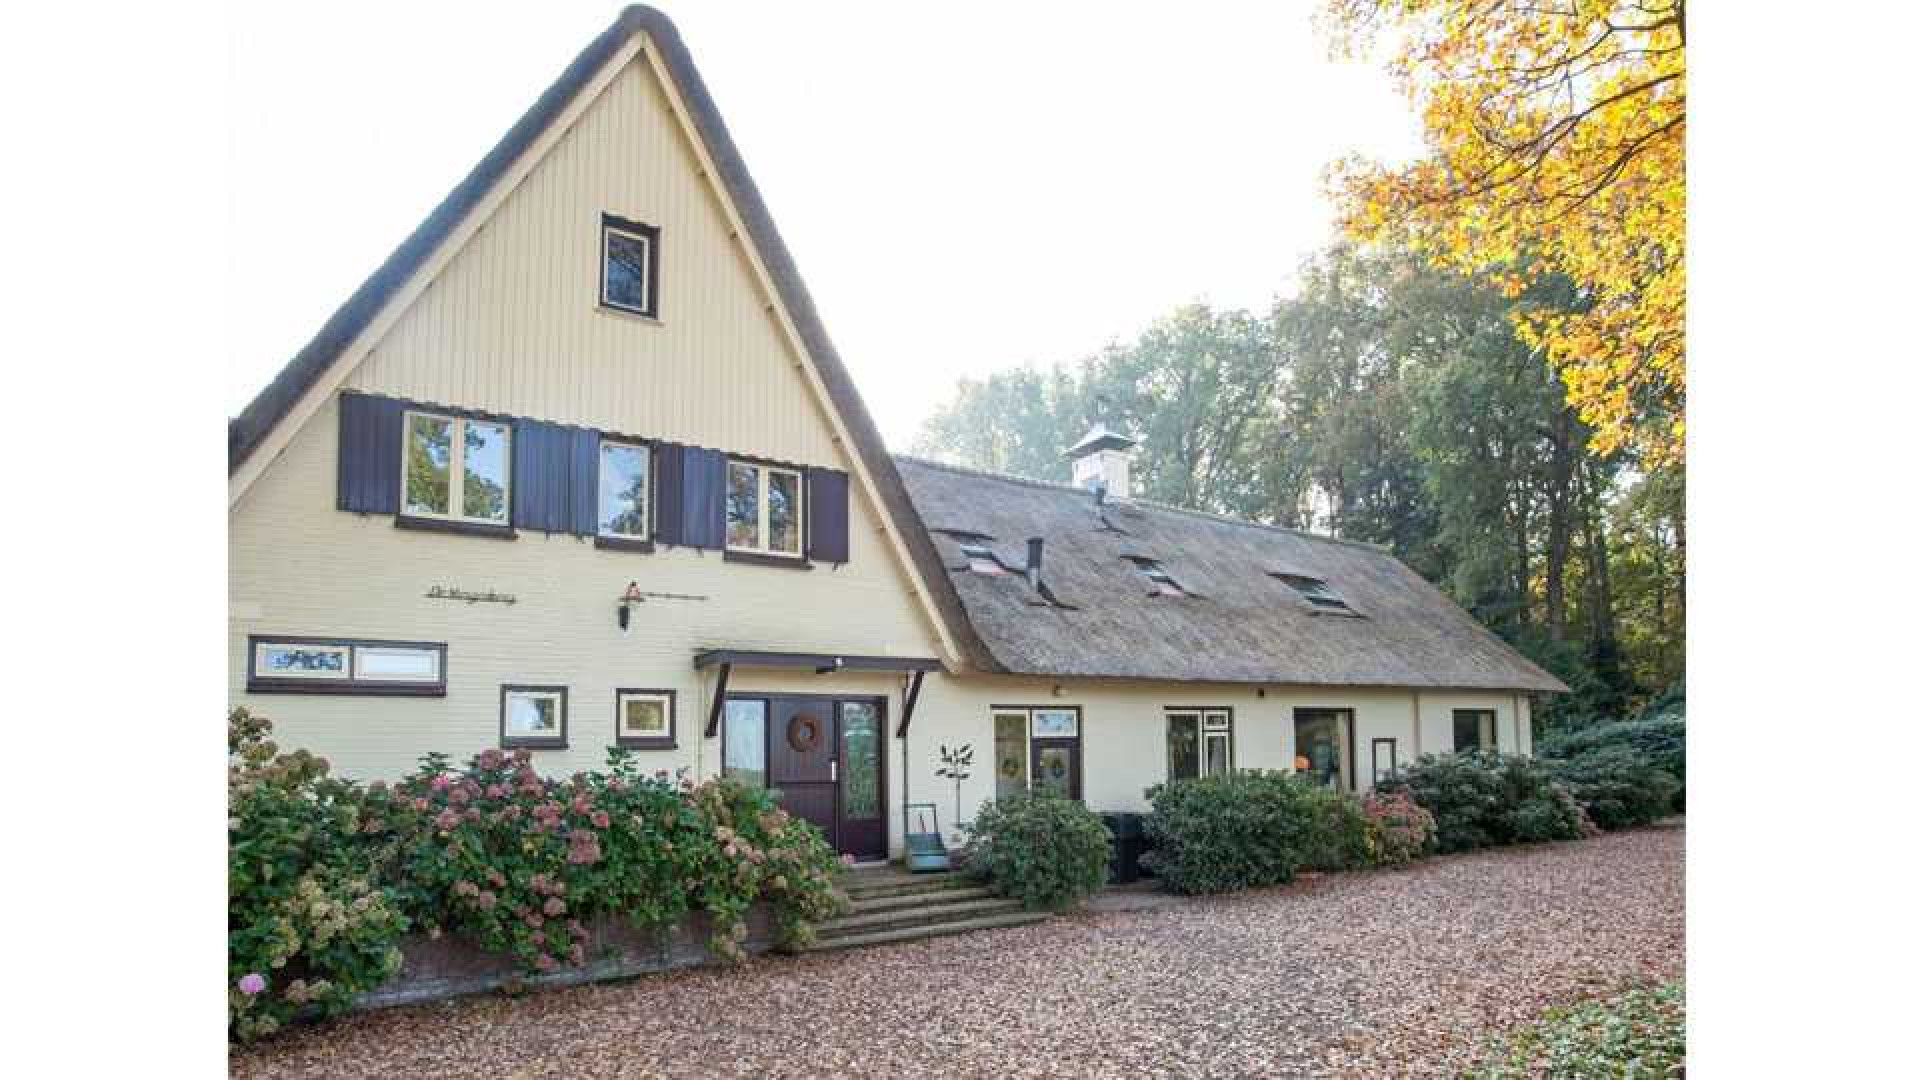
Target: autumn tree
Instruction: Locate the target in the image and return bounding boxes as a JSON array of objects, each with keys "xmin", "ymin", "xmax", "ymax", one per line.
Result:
[{"xmin": 1322, "ymin": 0, "xmax": 1685, "ymax": 466}]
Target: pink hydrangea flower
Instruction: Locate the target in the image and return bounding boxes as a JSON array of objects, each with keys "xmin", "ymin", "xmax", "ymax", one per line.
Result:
[
  {"xmin": 237, "ymin": 973, "xmax": 266, "ymax": 996},
  {"xmin": 591, "ymin": 811, "xmax": 610, "ymax": 829},
  {"xmin": 429, "ymin": 774, "xmax": 451, "ymax": 791},
  {"xmin": 543, "ymin": 896, "xmax": 566, "ymax": 917}
]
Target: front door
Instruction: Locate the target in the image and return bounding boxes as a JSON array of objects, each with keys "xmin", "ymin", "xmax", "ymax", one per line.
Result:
[{"xmin": 750, "ymin": 695, "xmax": 887, "ymax": 861}]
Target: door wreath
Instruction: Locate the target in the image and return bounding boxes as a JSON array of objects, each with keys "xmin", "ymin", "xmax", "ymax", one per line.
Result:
[{"xmin": 787, "ymin": 712, "xmax": 822, "ymax": 753}]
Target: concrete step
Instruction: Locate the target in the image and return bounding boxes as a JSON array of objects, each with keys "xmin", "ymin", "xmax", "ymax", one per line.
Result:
[
  {"xmin": 846, "ymin": 884, "xmax": 999, "ymax": 914},
  {"xmin": 803, "ymin": 910, "xmax": 1051, "ymax": 952},
  {"xmin": 818, "ymin": 895, "xmax": 1026, "ymax": 939},
  {"xmin": 838, "ymin": 873, "xmax": 973, "ymax": 901}
]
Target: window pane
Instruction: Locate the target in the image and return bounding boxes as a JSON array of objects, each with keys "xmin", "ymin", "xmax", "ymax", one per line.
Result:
[
  {"xmin": 599, "ymin": 442, "xmax": 649, "ymax": 537},
  {"xmin": 404, "ymin": 413, "xmax": 452, "ymax": 515},
  {"xmin": 354, "ymin": 646, "xmax": 439, "ymax": 681},
  {"xmin": 1295, "ymin": 711, "xmax": 1349, "ymax": 789},
  {"xmin": 604, "ymin": 229, "xmax": 650, "ymax": 311},
  {"xmin": 620, "ymin": 696, "xmax": 667, "ymax": 737},
  {"xmin": 1167, "ymin": 714, "xmax": 1199, "ymax": 781},
  {"xmin": 506, "ymin": 693, "xmax": 557, "ymax": 737},
  {"xmin": 1204, "ymin": 731, "xmax": 1231, "ymax": 777},
  {"xmin": 459, "ymin": 420, "xmax": 510, "ymax": 521},
  {"xmin": 1032, "ymin": 709, "xmax": 1078, "ymax": 737},
  {"xmin": 726, "ymin": 462, "xmax": 760, "ymax": 549},
  {"xmin": 767, "ymin": 470, "xmax": 800, "ymax": 554},
  {"xmin": 723, "ymin": 699, "xmax": 767, "ymax": 788},
  {"xmin": 994, "ymin": 713, "xmax": 1028, "ymax": 801},
  {"xmin": 841, "ymin": 703, "xmax": 880, "ymax": 820},
  {"xmin": 1034, "ymin": 744, "xmax": 1076, "ymax": 799},
  {"xmin": 1454, "ymin": 711, "xmax": 1495, "ymax": 754}
]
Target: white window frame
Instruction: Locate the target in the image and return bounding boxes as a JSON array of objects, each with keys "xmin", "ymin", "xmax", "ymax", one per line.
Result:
[
  {"xmin": 401, "ymin": 409, "xmax": 512, "ymax": 525},
  {"xmin": 1167, "ymin": 708, "xmax": 1234, "ymax": 781},
  {"xmin": 600, "ymin": 220, "xmax": 657, "ymax": 317},
  {"xmin": 725, "ymin": 459, "xmax": 805, "ymax": 558},
  {"xmin": 501, "ymin": 685, "xmax": 568, "ymax": 749},
  {"xmin": 597, "ymin": 438, "xmax": 652, "ymax": 540},
  {"xmin": 353, "ymin": 645, "xmax": 442, "ymax": 683}
]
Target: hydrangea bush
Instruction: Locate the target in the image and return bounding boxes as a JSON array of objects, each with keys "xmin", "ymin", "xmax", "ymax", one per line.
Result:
[
  {"xmin": 1361, "ymin": 790, "xmax": 1437, "ymax": 865},
  {"xmin": 231, "ymin": 711, "xmax": 846, "ymax": 1042},
  {"xmin": 965, "ymin": 793, "xmax": 1113, "ymax": 911},
  {"xmin": 1377, "ymin": 752, "xmax": 1590, "ymax": 853},
  {"xmin": 228, "ymin": 709, "xmax": 406, "ymax": 1042}
]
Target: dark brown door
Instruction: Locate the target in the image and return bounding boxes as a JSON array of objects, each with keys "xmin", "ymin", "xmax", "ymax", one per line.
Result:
[
  {"xmin": 768, "ymin": 698, "xmax": 838, "ymax": 849},
  {"xmin": 1031, "ymin": 737, "xmax": 1081, "ymax": 800}
]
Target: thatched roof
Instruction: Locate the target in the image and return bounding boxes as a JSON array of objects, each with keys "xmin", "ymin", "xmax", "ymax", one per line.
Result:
[{"xmin": 893, "ymin": 457, "xmax": 1568, "ymax": 693}]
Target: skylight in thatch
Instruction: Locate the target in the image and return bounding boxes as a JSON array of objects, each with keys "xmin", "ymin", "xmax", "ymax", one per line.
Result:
[
  {"xmin": 1125, "ymin": 556, "xmax": 1189, "ymax": 598},
  {"xmin": 1271, "ymin": 572, "xmax": 1359, "ymax": 616}
]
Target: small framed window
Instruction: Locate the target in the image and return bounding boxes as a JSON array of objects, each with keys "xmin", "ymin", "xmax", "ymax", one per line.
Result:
[
  {"xmin": 992, "ymin": 706, "xmax": 1083, "ymax": 801},
  {"xmin": 1272, "ymin": 572, "xmax": 1358, "ymax": 616},
  {"xmin": 614, "ymin": 688, "xmax": 676, "ymax": 749},
  {"xmin": 598, "ymin": 439, "xmax": 651, "ymax": 541},
  {"xmin": 1453, "ymin": 709, "xmax": 1497, "ymax": 754},
  {"xmin": 722, "ymin": 698, "xmax": 769, "ymax": 788},
  {"xmin": 1126, "ymin": 556, "xmax": 1189, "ymax": 598},
  {"xmin": 600, "ymin": 214, "xmax": 660, "ymax": 318},
  {"xmin": 1372, "ymin": 738, "xmax": 1399, "ymax": 784},
  {"xmin": 725, "ymin": 459, "xmax": 804, "ymax": 558},
  {"xmin": 247, "ymin": 636, "xmax": 445, "ymax": 696},
  {"xmin": 501, "ymin": 685, "xmax": 568, "ymax": 749},
  {"xmin": 1167, "ymin": 709, "xmax": 1234, "ymax": 781},
  {"xmin": 401, "ymin": 409, "xmax": 511, "ymax": 526}
]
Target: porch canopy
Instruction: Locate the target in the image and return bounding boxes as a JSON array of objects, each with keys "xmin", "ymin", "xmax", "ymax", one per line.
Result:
[{"xmin": 692, "ymin": 649, "xmax": 942, "ymax": 738}]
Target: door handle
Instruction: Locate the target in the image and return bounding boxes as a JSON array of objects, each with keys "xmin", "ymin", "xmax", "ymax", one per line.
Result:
[{"xmin": 830, "ymin": 759, "xmax": 838, "ymax": 782}]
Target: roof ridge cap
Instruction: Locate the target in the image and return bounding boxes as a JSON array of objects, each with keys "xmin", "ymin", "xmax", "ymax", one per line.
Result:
[{"xmin": 892, "ymin": 454, "xmax": 1392, "ymax": 554}]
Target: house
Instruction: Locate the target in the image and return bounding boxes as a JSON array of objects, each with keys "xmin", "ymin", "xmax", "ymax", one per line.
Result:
[{"xmin": 228, "ymin": 6, "xmax": 1565, "ymax": 864}]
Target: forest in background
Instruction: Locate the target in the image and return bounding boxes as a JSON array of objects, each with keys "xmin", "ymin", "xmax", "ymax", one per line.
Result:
[
  {"xmin": 914, "ymin": 2, "xmax": 1684, "ymax": 734},
  {"xmin": 911, "ymin": 247, "xmax": 1683, "ymax": 731}
]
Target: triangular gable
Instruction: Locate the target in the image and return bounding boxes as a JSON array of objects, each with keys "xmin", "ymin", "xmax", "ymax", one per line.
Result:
[{"xmin": 227, "ymin": 5, "xmax": 993, "ymax": 672}]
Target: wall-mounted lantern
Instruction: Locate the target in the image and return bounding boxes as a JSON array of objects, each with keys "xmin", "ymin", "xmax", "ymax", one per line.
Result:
[{"xmin": 618, "ymin": 581, "xmax": 644, "ymax": 634}]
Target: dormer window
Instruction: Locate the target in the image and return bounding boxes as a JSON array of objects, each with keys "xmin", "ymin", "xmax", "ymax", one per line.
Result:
[
  {"xmin": 959, "ymin": 541, "xmax": 1010, "ymax": 576},
  {"xmin": 601, "ymin": 214, "xmax": 660, "ymax": 318},
  {"xmin": 1126, "ymin": 556, "xmax": 1188, "ymax": 598},
  {"xmin": 1273, "ymin": 572, "xmax": 1357, "ymax": 615}
]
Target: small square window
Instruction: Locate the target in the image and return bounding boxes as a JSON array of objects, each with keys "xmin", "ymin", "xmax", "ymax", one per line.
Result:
[
  {"xmin": 601, "ymin": 215, "xmax": 660, "ymax": 318},
  {"xmin": 1453, "ymin": 709, "xmax": 1497, "ymax": 754},
  {"xmin": 501, "ymin": 685, "xmax": 568, "ymax": 749},
  {"xmin": 615, "ymin": 688, "xmax": 676, "ymax": 749}
]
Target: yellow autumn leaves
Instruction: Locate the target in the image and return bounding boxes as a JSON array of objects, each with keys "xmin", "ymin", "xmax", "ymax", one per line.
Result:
[{"xmin": 1323, "ymin": 0, "xmax": 1685, "ymax": 466}]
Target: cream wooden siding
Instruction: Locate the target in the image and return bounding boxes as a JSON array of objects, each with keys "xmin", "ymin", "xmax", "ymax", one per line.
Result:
[
  {"xmin": 230, "ymin": 399, "xmax": 941, "ymax": 781},
  {"xmin": 345, "ymin": 52, "xmax": 838, "ymax": 463}
]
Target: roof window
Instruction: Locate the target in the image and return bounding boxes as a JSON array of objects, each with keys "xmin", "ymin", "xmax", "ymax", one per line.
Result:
[
  {"xmin": 1272, "ymin": 572, "xmax": 1358, "ymax": 615},
  {"xmin": 1125, "ymin": 556, "xmax": 1189, "ymax": 598},
  {"xmin": 959, "ymin": 540, "xmax": 1011, "ymax": 576}
]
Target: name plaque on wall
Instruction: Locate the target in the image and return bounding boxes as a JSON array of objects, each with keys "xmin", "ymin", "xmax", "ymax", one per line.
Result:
[{"xmin": 425, "ymin": 585, "xmax": 518, "ymax": 605}]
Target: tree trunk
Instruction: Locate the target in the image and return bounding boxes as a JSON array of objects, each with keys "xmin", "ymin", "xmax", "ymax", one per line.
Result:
[{"xmin": 1543, "ymin": 405, "xmax": 1577, "ymax": 641}]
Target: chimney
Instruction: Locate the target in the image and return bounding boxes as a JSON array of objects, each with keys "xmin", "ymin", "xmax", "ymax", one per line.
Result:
[
  {"xmin": 1066, "ymin": 424, "xmax": 1137, "ymax": 501},
  {"xmin": 1026, "ymin": 537, "xmax": 1044, "ymax": 588}
]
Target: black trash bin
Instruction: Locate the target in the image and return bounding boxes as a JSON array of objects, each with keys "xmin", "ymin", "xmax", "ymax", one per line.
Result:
[{"xmin": 1103, "ymin": 812, "xmax": 1146, "ymax": 884}]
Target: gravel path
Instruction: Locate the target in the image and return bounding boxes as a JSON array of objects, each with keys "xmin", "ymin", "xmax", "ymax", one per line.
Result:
[{"xmin": 232, "ymin": 825, "xmax": 1683, "ymax": 1078}]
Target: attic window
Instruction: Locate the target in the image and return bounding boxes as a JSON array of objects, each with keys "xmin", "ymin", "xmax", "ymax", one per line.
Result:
[
  {"xmin": 601, "ymin": 214, "xmax": 660, "ymax": 318},
  {"xmin": 1126, "ymin": 557, "xmax": 1188, "ymax": 598},
  {"xmin": 959, "ymin": 541, "xmax": 1011, "ymax": 576},
  {"xmin": 1272, "ymin": 573, "xmax": 1358, "ymax": 615}
]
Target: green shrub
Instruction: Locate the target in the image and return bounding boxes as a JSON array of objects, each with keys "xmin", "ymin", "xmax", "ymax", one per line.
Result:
[
  {"xmin": 965, "ymin": 793, "xmax": 1113, "ymax": 910},
  {"xmin": 1380, "ymin": 752, "xmax": 1589, "ymax": 853},
  {"xmin": 1468, "ymin": 981, "xmax": 1685, "ymax": 1079},
  {"xmin": 1539, "ymin": 713, "xmax": 1685, "ymax": 811},
  {"xmin": 1141, "ymin": 771, "xmax": 1322, "ymax": 894},
  {"xmin": 1361, "ymin": 790, "xmax": 1436, "ymax": 865},
  {"xmin": 228, "ymin": 709, "xmax": 406, "ymax": 1042},
  {"xmin": 362, "ymin": 749, "xmax": 845, "ymax": 969},
  {"xmin": 1547, "ymin": 745, "xmax": 1680, "ymax": 831},
  {"xmin": 1297, "ymin": 783, "xmax": 1374, "ymax": 872}
]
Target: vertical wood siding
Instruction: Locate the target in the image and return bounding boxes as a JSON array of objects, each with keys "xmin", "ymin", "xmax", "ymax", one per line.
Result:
[{"xmin": 347, "ymin": 55, "xmax": 838, "ymax": 467}]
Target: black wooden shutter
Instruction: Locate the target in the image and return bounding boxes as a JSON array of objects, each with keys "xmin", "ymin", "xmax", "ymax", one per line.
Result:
[
  {"xmin": 653, "ymin": 443, "xmax": 685, "ymax": 546},
  {"xmin": 680, "ymin": 446, "xmax": 727, "ymax": 550},
  {"xmin": 568, "ymin": 427, "xmax": 600, "ymax": 536},
  {"xmin": 805, "ymin": 467, "xmax": 850, "ymax": 564},
  {"xmin": 510, "ymin": 420, "xmax": 571, "ymax": 533},
  {"xmin": 337, "ymin": 392, "xmax": 404, "ymax": 514}
]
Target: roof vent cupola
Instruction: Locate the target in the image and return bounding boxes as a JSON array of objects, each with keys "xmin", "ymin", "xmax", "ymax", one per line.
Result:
[{"xmin": 1066, "ymin": 424, "xmax": 1137, "ymax": 502}]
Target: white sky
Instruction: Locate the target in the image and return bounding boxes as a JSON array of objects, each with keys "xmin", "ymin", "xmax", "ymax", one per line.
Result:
[{"xmin": 228, "ymin": 0, "xmax": 1421, "ymax": 448}]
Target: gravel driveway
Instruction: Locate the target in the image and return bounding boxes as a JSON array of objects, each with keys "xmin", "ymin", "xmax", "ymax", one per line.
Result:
[{"xmin": 232, "ymin": 825, "xmax": 1683, "ymax": 1078}]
